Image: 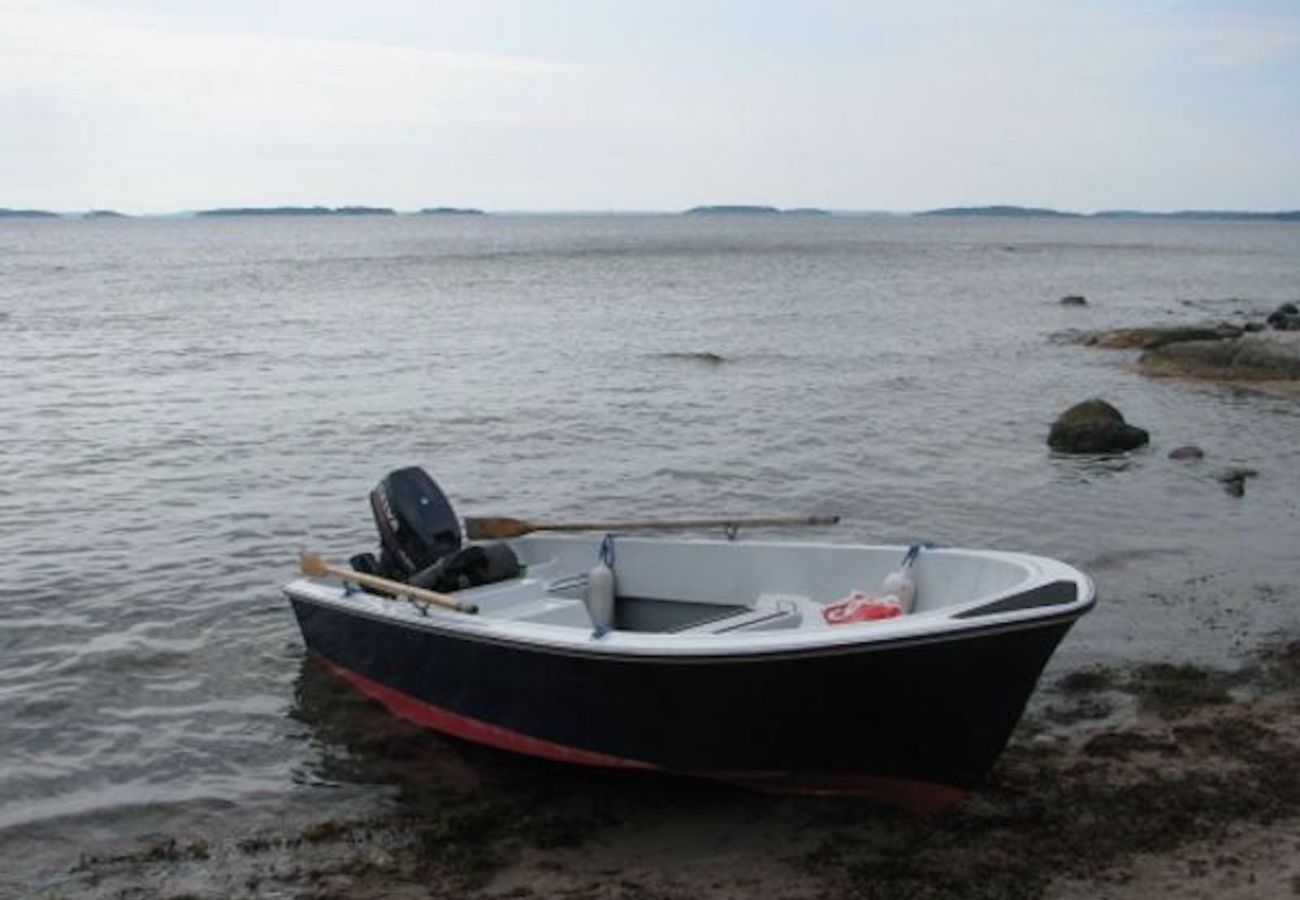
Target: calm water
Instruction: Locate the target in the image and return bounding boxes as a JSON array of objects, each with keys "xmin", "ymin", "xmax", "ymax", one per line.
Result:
[{"xmin": 2, "ymin": 214, "xmax": 1298, "ymax": 892}]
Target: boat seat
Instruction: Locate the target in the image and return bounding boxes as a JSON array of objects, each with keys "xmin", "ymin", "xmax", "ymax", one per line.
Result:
[{"xmin": 677, "ymin": 598, "xmax": 804, "ymax": 634}]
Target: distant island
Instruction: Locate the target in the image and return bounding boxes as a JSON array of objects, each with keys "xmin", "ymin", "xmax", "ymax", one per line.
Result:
[
  {"xmin": 684, "ymin": 205, "xmax": 831, "ymax": 216},
  {"xmin": 4, "ymin": 203, "xmax": 1297, "ymax": 223},
  {"xmin": 0, "ymin": 208, "xmax": 60, "ymax": 219},
  {"xmin": 419, "ymin": 207, "xmax": 485, "ymax": 216},
  {"xmin": 196, "ymin": 206, "xmax": 396, "ymax": 217},
  {"xmin": 921, "ymin": 205, "xmax": 1082, "ymax": 219},
  {"xmin": 686, "ymin": 205, "xmax": 781, "ymax": 215},
  {"xmin": 1093, "ymin": 209, "xmax": 1300, "ymax": 222},
  {"xmin": 919, "ymin": 205, "xmax": 1300, "ymax": 222}
]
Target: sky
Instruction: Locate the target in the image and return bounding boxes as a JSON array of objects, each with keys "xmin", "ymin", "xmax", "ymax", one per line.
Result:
[{"xmin": 1, "ymin": 0, "xmax": 1298, "ymax": 213}]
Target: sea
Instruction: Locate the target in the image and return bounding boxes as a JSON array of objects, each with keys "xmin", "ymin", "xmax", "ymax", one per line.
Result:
[{"xmin": 1, "ymin": 213, "xmax": 1298, "ymax": 894}]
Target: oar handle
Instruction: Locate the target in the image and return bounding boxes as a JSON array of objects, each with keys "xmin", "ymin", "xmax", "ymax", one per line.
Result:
[{"xmin": 299, "ymin": 553, "xmax": 479, "ymax": 615}]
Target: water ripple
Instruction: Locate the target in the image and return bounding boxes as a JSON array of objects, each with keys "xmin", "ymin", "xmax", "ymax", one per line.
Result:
[{"xmin": 2, "ymin": 215, "xmax": 1299, "ymax": 890}]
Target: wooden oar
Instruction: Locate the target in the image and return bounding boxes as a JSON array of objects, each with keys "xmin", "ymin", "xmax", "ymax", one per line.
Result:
[
  {"xmin": 299, "ymin": 552, "xmax": 479, "ymax": 615},
  {"xmin": 464, "ymin": 514, "xmax": 840, "ymax": 541}
]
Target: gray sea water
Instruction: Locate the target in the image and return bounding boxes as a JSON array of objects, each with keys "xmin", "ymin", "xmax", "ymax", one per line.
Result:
[{"xmin": 1, "ymin": 214, "xmax": 1298, "ymax": 894}]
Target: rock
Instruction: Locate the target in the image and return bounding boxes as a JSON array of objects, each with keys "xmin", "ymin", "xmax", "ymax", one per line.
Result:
[
  {"xmin": 1079, "ymin": 325, "xmax": 1241, "ymax": 349},
  {"xmin": 1048, "ymin": 399, "xmax": 1150, "ymax": 454},
  {"xmin": 1266, "ymin": 302, "xmax": 1300, "ymax": 331},
  {"xmin": 1216, "ymin": 467, "xmax": 1258, "ymax": 498},
  {"xmin": 1060, "ymin": 295, "xmax": 1088, "ymax": 306},
  {"xmin": 652, "ymin": 351, "xmax": 726, "ymax": 365},
  {"xmin": 1048, "ymin": 328, "xmax": 1089, "ymax": 345},
  {"xmin": 1138, "ymin": 333, "xmax": 1300, "ymax": 382},
  {"xmin": 1168, "ymin": 446, "xmax": 1205, "ymax": 461}
]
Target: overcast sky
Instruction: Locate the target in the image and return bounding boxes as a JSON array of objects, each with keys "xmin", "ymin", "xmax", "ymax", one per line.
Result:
[{"xmin": 2, "ymin": 0, "xmax": 1297, "ymax": 213}]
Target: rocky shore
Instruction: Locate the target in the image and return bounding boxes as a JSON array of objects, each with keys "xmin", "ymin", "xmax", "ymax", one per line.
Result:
[
  {"xmin": 38, "ymin": 641, "xmax": 1300, "ymax": 900},
  {"xmin": 1137, "ymin": 332, "xmax": 1300, "ymax": 387},
  {"xmin": 1060, "ymin": 302, "xmax": 1300, "ymax": 395}
]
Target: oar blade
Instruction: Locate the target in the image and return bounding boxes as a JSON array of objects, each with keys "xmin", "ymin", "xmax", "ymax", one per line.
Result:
[
  {"xmin": 464, "ymin": 516, "xmax": 531, "ymax": 540},
  {"xmin": 300, "ymin": 551, "xmax": 330, "ymax": 578}
]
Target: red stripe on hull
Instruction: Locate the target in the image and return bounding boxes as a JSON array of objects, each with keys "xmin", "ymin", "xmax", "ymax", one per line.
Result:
[
  {"xmin": 318, "ymin": 658, "xmax": 656, "ymax": 770},
  {"xmin": 315, "ymin": 657, "xmax": 969, "ymax": 812}
]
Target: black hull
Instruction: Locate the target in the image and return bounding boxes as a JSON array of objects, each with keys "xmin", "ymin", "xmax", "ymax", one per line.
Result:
[{"xmin": 289, "ymin": 599, "xmax": 1076, "ymax": 811}]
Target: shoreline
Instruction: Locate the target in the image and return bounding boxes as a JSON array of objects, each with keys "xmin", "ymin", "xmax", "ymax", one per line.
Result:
[{"xmin": 28, "ymin": 639, "xmax": 1300, "ymax": 900}]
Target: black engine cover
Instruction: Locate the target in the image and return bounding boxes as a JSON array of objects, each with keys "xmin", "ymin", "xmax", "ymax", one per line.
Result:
[{"xmin": 369, "ymin": 467, "xmax": 462, "ymax": 577}]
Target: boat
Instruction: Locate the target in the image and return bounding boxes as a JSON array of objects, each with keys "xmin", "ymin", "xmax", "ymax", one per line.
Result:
[{"xmin": 284, "ymin": 467, "xmax": 1094, "ymax": 812}]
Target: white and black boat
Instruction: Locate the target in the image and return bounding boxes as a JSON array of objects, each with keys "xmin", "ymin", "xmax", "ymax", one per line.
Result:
[{"xmin": 285, "ymin": 467, "xmax": 1094, "ymax": 812}]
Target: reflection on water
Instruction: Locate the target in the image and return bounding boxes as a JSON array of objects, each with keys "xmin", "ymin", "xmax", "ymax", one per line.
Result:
[{"xmin": 289, "ymin": 655, "xmax": 487, "ymax": 795}]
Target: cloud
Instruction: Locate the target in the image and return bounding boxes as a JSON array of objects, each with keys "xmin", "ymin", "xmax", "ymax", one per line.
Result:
[
  {"xmin": 0, "ymin": 0, "xmax": 1296, "ymax": 210},
  {"xmin": 0, "ymin": 0, "xmax": 580, "ymax": 139},
  {"xmin": 1141, "ymin": 14, "xmax": 1300, "ymax": 71}
]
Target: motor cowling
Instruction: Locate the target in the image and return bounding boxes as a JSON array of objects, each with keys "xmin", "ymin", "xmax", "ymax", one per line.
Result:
[{"xmin": 369, "ymin": 467, "xmax": 462, "ymax": 578}]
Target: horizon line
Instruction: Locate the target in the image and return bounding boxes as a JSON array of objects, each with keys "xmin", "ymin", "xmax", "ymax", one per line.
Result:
[{"xmin": 4, "ymin": 204, "xmax": 1300, "ymax": 220}]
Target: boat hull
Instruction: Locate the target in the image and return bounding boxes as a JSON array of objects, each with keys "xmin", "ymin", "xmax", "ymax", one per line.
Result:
[{"xmin": 289, "ymin": 597, "xmax": 1078, "ymax": 812}]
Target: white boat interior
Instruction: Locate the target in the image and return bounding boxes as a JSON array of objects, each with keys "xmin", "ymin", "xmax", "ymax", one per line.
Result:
[{"xmin": 286, "ymin": 535, "xmax": 1095, "ymax": 657}]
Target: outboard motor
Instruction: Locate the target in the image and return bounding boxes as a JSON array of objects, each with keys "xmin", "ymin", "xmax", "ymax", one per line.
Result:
[
  {"xmin": 351, "ymin": 466, "xmax": 520, "ymax": 593},
  {"xmin": 368, "ymin": 466, "xmax": 463, "ymax": 578}
]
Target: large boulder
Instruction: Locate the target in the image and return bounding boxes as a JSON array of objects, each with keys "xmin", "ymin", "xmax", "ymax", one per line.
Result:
[{"xmin": 1048, "ymin": 399, "xmax": 1150, "ymax": 453}]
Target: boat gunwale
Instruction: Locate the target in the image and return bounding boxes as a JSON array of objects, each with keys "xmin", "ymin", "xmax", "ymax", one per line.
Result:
[
  {"xmin": 285, "ymin": 537, "xmax": 1094, "ymax": 658},
  {"xmin": 287, "ymin": 588, "xmax": 1091, "ymax": 664},
  {"xmin": 284, "ymin": 542, "xmax": 1095, "ymax": 661}
]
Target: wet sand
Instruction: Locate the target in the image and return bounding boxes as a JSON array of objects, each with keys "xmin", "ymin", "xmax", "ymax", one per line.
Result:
[{"xmin": 35, "ymin": 638, "xmax": 1300, "ymax": 900}]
